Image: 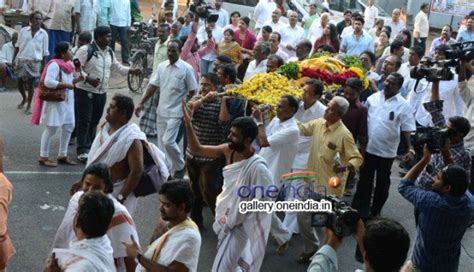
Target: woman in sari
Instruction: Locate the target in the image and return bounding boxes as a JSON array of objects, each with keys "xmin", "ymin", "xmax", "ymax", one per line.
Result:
[
  {"xmin": 234, "ymin": 17, "xmax": 256, "ymax": 80},
  {"xmin": 217, "ymin": 29, "xmax": 242, "ymax": 65},
  {"xmin": 374, "ymin": 30, "xmax": 390, "ymax": 60}
]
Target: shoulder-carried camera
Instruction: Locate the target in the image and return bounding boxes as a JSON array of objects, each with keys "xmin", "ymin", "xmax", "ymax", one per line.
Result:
[
  {"xmin": 410, "ymin": 58, "xmax": 456, "ymax": 82},
  {"xmin": 411, "ymin": 126, "xmax": 455, "ymax": 153},
  {"xmin": 189, "ymin": 0, "xmax": 218, "ymax": 22},
  {"xmin": 445, "ymin": 41, "xmax": 474, "ymax": 61},
  {"xmin": 311, "ymin": 195, "xmax": 360, "ymax": 237}
]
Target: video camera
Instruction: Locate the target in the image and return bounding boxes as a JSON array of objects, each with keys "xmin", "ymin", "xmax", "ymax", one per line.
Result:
[
  {"xmin": 411, "ymin": 126, "xmax": 455, "ymax": 153},
  {"xmin": 188, "ymin": 0, "xmax": 219, "ymax": 22},
  {"xmin": 410, "ymin": 58, "xmax": 456, "ymax": 82},
  {"xmin": 446, "ymin": 41, "xmax": 474, "ymax": 61},
  {"xmin": 311, "ymin": 195, "xmax": 360, "ymax": 237}
]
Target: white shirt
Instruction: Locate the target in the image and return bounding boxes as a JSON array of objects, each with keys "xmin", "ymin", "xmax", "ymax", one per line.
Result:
[
  {"xmin": 110, "ymin": 0, "xmax": 131, "ymax": 27},
  {"xmin": 197, "ymin": 25, "xmax": 223, "ymax": 61},
  {"xmin": 292, "ymin": 101, "xmax": 326, "ymax": 170},
  {"xmin": 364, "ymin": 5, "xmax": 378, "ymax": 30},
  {"xmin": 15, "ymin": 26, "xmax": 49, "ymax": 61},
  {"xmin": 254, "ymin": 0, "xmax": 277, "ymax": 29},
  {"xmin": 0, "ymin": 42, "xmax": 14, "ymax": 64},
  {"xmin": 411, "ymin": 75, "xmax": 465, "ymax": 127},
  {"xmin": 340, "ymin": 25, "xmax": 354, "ymax": 39},
  {"xmin": 215, "ymin": 8, "xmax": 229, "ymax": 29},
  {"xmin": 259, "ymin": 20, "xmax": 287, "ymax": 38},
  {"xmin": 280, "ymin": 24, "xmax": 305, "ymax": 58},
  {"xmin": 398, "ymin": 62, "xmax": 416, "ymax": 97},
  {"xmin": 150, "ymin": 59, "xmax": 198, "ymax": 118},
  {"xmin": 259, "ymin": 116, "xmax": 299, "ymax": 183},
  {"xmin": 274, "ymin": 47, "xmax": 289, "ymax": 62},
  {"xmin": 75, "ymin": 0, "xmax": 100, "ymax": 32},
  {"xmin": 244, "ymin": 59, "xmax": 268, "ymax": 81},
  {"xmin": 366, "ymin": 92, "xmax": 416, "ymax": 158},
  {"xmin": 307, "ymin": 21, "xmax": 324, "ymax": 45},
  {"xmin": 382, "ymin": 46, "xmax": 410, "ymax": 63},
  {"xmin": 386, "ymin": 20, "xmax": 405, "ymax": 41},
  {"xmin": 414, "ymin": 11, "xmax": 429, "ymax": 38},
  {"xmin": 136, "ymin": 227, "xmax": 201, "ymax": 272}
]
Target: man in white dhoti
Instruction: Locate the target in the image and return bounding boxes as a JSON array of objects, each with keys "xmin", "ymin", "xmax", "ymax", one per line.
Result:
[
  {"xmin": 123, "ymin": 180, "xmax": 201, "ymax": 272},
  {"xmin": 253, "ymin": 95, "xmax": 299, "ymax": 254},
  {"xmin": 183, "ymin": 102, "xmax": 274, "ymax": 272},
  {"xmin": 53, "ymin": 163, "xmax": 140, "ymax": 271},
  {"xmin": 72, "ymin": 94, "xmax": 169, "ymax": 215},
  {"xmin": 44, "ymin": 191, "xmax": 115, "ymax": 271},
  {"xmin": 285, "ymin": 80, "xmax": 326, "ymax": 236}
]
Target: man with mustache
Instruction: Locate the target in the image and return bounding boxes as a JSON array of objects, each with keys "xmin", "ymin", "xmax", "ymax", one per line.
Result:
[{"xmin": 183, "ymin": 104, "xmax": 274, "ymax": 272}]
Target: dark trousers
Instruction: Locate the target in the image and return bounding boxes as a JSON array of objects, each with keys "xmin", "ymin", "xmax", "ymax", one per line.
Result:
[
  {"xmin": 352, "ymin": 152, "xmax": 395, "ymax": 218},
  {"xmin": 470, "ymin": 156, "xmax": 474, "ymax": 194},
  {"xmin": 186, "ymin": 156, "xmax": 224, "ymax": 226},
  {"xmin": 414, "ymin": 37, "xmax": 427, "ymax": 54},
  {"xmin": 75, "ymin": 88, "xmax": 107, "ymax": 155},
  {"xmin": 110, "ymin": 25, "xmax": 130, "ymax": 64}
]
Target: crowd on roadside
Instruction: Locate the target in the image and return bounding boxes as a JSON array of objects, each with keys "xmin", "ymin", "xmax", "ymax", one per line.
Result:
[{"xmin": 0, "ymin": 0, "xmax": 473, "ymax": 271}]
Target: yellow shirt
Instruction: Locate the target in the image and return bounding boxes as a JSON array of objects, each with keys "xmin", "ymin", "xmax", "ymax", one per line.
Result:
[{"xmin": 298, "ymin": 118, "xmax": 363, "ymax": 197}]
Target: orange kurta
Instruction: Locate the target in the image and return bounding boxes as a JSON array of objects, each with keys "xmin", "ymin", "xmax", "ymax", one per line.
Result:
[{"xmin": 0, "ymin": 173, "xmax": 15, "ymax": 269}]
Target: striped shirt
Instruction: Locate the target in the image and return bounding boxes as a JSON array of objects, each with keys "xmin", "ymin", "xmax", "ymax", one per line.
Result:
[
  {"xmin": 399, "ymin": 179, "xmax": 474, "ymax": 272},
  {"xmin": 186, "ymin": 96, "xmax": 224, "ymax": 162},
  {"xmin": 416, "ymin": 101, "xmax": 472, "ymax": 189}
]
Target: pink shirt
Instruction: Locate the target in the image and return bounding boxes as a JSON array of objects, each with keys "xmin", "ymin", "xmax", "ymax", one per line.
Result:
[{"xmin": 180, "ymin": 21, "xmax": 215, "ymax": 83}]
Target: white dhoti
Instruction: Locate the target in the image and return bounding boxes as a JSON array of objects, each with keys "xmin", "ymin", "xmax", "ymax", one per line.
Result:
[
  {"xmin": 112, "ymin": 179, "xmax": 138, "ymax": 215},
  {"xmin": 212, "ymin": 154, "xmax": 273, "ymax": 272}
]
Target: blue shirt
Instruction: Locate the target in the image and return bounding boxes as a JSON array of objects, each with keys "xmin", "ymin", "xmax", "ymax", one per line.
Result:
[
  {"xmin": 456, "ymin": 29, "xmax": 474, "ymax": 43},
  {"xmin": 341, "ymin": 32, "xmax": 374, "ymax": 56},
  {"xmin": 398, "ymin": 179, "xmax": 474, "ymax": 272},
  {"xmin": 307, "ymin": 245, "xmax": 338, "ymax": 272}
]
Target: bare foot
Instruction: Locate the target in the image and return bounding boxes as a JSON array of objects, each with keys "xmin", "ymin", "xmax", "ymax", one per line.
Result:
[
  {"xmin": 24, "ymin": 107, "xmax": 32, "ymax": 115},
  {"xmin": 17, "ymin": 101, "xmax": 26, "ymax": 109}
]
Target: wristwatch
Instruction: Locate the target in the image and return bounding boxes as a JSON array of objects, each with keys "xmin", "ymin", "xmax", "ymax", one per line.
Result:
[{"xmin": 117, "ymin": 194, "xmax": 126, "ymax": 203}]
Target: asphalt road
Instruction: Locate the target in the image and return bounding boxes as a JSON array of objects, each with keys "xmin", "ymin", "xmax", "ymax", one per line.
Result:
[{"xmin": 0, "ymin": 76, "xmax": 473, "ymax": 271}]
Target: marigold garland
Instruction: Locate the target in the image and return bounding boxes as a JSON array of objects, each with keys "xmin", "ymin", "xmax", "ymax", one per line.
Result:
[{"xmin": 225, "ymin": 55, "xmax": 369, "ymax": 110}]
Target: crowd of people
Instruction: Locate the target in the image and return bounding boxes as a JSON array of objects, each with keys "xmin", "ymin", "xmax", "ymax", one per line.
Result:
[{"xmin": 0, "ymin": 0, "xmax": 473, "ymax": 271}]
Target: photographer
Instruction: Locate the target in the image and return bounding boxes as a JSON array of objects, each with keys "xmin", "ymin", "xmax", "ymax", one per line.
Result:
[
  {"xmin": 307, "ymin": 218, "xmax": 410, "ymax": 272},
  {"xmin": 398, "ymin": 146, "xmax": 473, "ymax": 272},
  {"xmin": 458, "ymin": 60, "xmax": 474, "ymax": 192},
  {"xmin": 410, "ymin": 44, "xmax": 465, "ymax": 127},
  {"xmin": 414, "ymin": 78, "xmax": 471, "ymax": 193}
]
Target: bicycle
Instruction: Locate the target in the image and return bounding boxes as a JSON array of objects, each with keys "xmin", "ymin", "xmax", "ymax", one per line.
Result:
[{"xmin": 127, "ymin": 21, "xmax": 157, "ymax": 94}]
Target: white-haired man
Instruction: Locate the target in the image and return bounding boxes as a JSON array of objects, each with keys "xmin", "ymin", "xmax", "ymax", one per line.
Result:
[{"xmin": 296, "ymin": 96, "xmax": 363, "ymax": 263}]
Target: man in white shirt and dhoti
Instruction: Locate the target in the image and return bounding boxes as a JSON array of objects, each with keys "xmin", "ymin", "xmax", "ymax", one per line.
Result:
[
  {"xmin": 44, "ymin": 191, "xmax": 116, "ymax": 271},
  {"xmin": 183, "ymin": 102, "xmax": 274, "ymax": 272},
  {"xmin": 253, "ymin": 95, "xmax": 299, "ymax": 255},
  {"xmin": 53, "ymin": 163, "xmax": 141, "ymax": 272}
]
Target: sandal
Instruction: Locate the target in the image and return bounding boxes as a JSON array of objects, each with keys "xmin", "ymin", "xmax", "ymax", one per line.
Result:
[
  {"xmin": 297, "ymin": 251, "xmax": 316, "ymax": 263},
  {"xmin": 39, "ymin": 158, "xmax": 57, "ymax": 167},
  {"xmin": 57, "ymin": 157, "xmax": 77, "ymax": 165}
]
